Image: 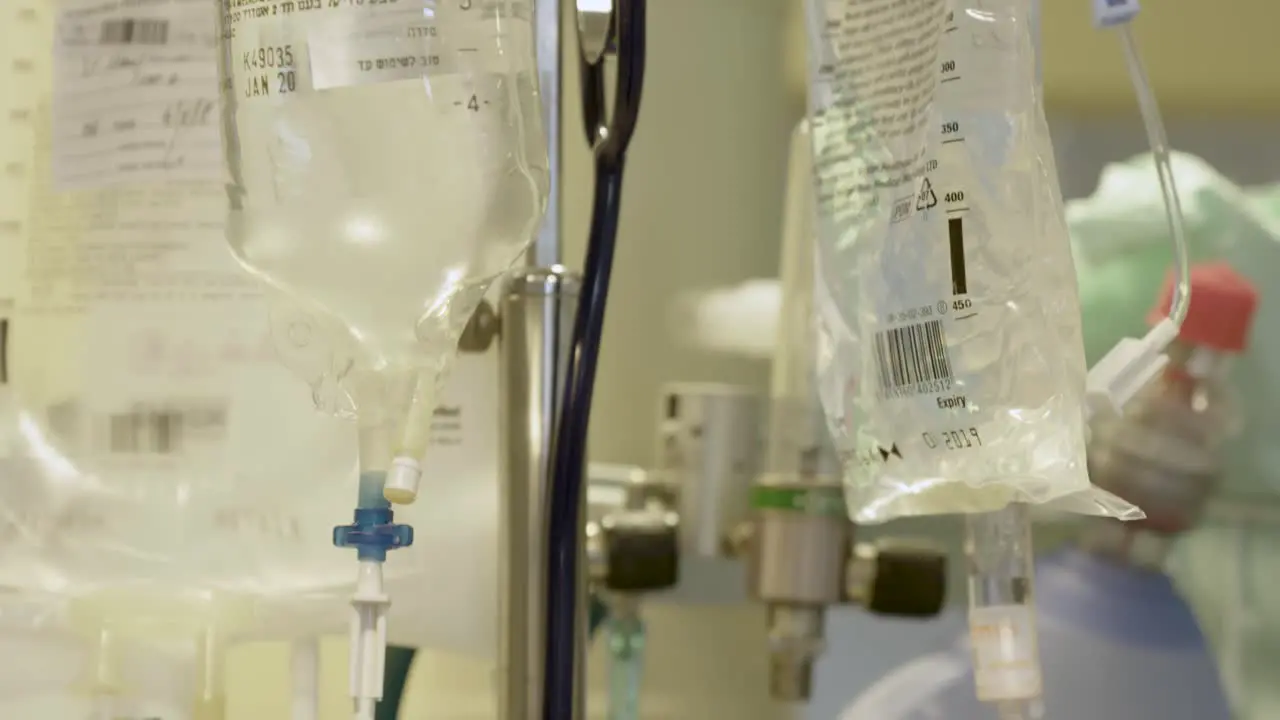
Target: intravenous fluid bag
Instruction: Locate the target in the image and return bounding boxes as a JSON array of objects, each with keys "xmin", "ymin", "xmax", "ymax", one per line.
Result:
[
  {"xmin": 216, "ymin": 0, "xmax": 547, "ymax": 472},
  {"xmin": 807, "ymin": 0, "xmax": 1128, "ymax": 522},
  {"xmin": 0, "ymin": 0, "xmax": 507, "ymax": 662}
]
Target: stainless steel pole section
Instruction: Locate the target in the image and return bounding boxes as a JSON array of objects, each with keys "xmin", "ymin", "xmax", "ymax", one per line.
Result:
[
  {"xmin": 498, "ymin": 267, "xmax": 581, "ymax": 720},
  {"xmin": 530, "ymin": 0, "xmax": 564, "ymax": 266}
]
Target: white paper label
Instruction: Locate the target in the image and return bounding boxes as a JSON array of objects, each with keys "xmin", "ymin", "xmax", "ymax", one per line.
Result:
[
  {"xmin": 968, "ymin": 604, "xmax": 1043, "ymax": 700},
  {"xmin": 52, "ymin": 0, "xmax": 222, "ymax": 189}
]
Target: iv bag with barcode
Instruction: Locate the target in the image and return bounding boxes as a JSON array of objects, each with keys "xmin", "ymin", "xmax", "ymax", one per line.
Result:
[{"xmin": 804, "ymin": 0, "xmax": 1138, "ymax": 523}]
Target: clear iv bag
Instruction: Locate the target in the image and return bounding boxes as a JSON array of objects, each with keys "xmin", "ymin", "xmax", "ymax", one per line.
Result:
[
  {"xmin": 806, "ymin": 0, "xmax": 1135, "ymax": 522},
  {"xmin": 214, "ymin": 0, "xmax": 547, "ymax": 467},
  {"xmin": 0, "ymin": 0, "xmax": 504, "ymax": 661}
]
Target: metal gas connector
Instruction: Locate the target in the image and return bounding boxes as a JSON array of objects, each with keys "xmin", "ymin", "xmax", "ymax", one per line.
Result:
[
  {"xmin": 646, "ymin": 383, "xmax": 949, "ymax": 703},
  {"xmin": 745, "ymin": 481, "xmax": 948, "ymax": 701}
]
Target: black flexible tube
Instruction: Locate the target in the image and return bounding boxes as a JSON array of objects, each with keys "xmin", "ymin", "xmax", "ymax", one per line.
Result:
[
  {"xmin": 542, "ymin": 3, "xmax": 646, "ymax": 717},
  {"xmin": 542, "ymin": 161, "xmax": 626, "ymax": 720}
]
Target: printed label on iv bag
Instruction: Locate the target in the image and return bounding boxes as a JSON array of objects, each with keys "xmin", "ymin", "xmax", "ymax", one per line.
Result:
[
  {"xmin": 808, "ymin": 0, "xmax": 946, "ymax": 227},
  {"xmin": 52, "ymin": 0, "xmax": 223, "ymax": 190},
  {"xmin": 968, "ymin": 604, "xmax": 1043, "ymax": 701},
  {"xmin": 218, "ymin": 0, "xmax": 530, "ymax": 100}
]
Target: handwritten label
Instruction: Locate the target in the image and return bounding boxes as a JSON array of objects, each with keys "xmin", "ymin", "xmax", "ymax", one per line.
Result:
[
  {"xmin": 52, "ymin": 0, "xmax": 222, "ymax": 190},
  {"xmin": 219, "ymin": 0, "xmax": 529, "ymax": 99}
]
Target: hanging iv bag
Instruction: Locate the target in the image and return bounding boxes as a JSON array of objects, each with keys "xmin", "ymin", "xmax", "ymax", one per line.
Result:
[
  {"xmin": 0, "ymin": 0, "xmax": 508, "ymax": 661},
  {"xmin": 806, "ymin": 0, "xmax": 1137, "ymax": 523},
  {"xmin": 215, "ymin": 0, "xmax": 547, "ymax": 482}
]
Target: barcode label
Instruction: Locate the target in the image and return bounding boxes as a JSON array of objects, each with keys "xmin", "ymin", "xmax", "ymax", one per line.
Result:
[
  {"xmin": 103, "ymin": 405, "xmax": 227, "ymax": 455},
  {"xmin": 873, "ymin": 319, "xmax": 955, "ymax": 397},
  {"xmin": 99, "ymin": 18, "xmax": 170, "ymax": 46}
]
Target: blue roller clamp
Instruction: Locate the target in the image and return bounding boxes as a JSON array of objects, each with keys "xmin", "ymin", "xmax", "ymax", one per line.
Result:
[{"xmin": 334, "ymin": 472, "xmax": 415, "ymax": 562}]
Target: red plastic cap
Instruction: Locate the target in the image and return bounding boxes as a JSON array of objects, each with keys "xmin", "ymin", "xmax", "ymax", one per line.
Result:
[{"xmin": 1147, "ymin": 262, "xmax": 1259, "ymax": 353}]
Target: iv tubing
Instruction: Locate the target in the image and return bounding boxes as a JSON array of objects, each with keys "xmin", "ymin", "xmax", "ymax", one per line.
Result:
[
  {"xmin": 1116, "ymin": 24, "xmax": 1190, "ymax": 328},
  {"xmin": 606, "ymin": 602, "xmax": 645, "ymax": 720},
  {"xmin": 542, "ymin": 2, "xmax": 647, "ymax": 716}
]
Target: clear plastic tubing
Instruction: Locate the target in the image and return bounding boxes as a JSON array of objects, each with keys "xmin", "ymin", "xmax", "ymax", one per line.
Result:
[
  {"xmin": 606, "ymin": 601, "xmax": 646, "ymax": 720},
  {"xmin": 1115, "ymin": 23, "xmax": 1190, "ymax": 328}
]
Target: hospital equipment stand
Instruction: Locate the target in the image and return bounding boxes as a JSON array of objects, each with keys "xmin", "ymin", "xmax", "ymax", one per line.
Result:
[{"xmin": 496, "ymin": 1, "xmax": 590, "ymax": 719}]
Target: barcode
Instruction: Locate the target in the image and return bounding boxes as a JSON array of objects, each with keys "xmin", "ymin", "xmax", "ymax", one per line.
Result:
[
  {"xmin": 105, "ymin": 406, "xmax": 227, "ymax": 455},
  {"xmin": 99, "ymin": 18, "xmax": 170, "ymax": 46},
  {"xmin": 873, "ymin": 319, "xmax": 954, "ymax": 396}
]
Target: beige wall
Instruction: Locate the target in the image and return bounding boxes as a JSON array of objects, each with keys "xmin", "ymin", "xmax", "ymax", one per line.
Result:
[{"xmin": 567, "ymin": 0, "xmax": 801, "ymax": 467}]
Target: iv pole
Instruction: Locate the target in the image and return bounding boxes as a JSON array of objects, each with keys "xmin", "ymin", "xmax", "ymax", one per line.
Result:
[{"xmin": 497, "ymin": 1, "xmax": 586, "ymax": 719}]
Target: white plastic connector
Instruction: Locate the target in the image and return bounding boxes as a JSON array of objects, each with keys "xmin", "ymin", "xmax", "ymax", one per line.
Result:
[
  {"xmin": 349, "ymin": 560, "xmax": 389, "ymax": 719},
  {"xmin": 1092, "ymin": 0, "xmax": 1139, "ymax": 28},
  {"xmin": 383, "ymin": 456, "xmax": 422, "ymax": 505},
  {"xmin": 1085, "ymin": 317, "xmax": 1179, "ymax": 421}
]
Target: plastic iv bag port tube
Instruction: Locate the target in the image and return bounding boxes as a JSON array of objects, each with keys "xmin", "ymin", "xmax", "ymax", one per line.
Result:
[
  {"xmin": 966, "ymin": 504, "xmax": 1043, "ymax": 712},
  {"xmin": 542, "ymin": 3, "xmax": 648, "ymax": 720}
]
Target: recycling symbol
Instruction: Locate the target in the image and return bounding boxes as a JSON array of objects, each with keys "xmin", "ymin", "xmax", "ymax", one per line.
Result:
[{"xmin": 916, "ymin": 177, "xmax": 938, "ymax": 211}]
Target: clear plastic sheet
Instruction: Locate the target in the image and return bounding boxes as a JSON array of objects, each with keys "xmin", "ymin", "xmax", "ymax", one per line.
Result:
[
  {"xmin": 806, "ymin": 0, "xmax": 1137, "ymax": 523},
  {"xmin": 0, "ymin": 0, "xmax": 507, "ymax": 664}
]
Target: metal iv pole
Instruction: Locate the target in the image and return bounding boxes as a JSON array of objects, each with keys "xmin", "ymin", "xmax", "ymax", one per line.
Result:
[{"xmin": 497, "ymin": 1, "xmax": 587, "ymax": 719}]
